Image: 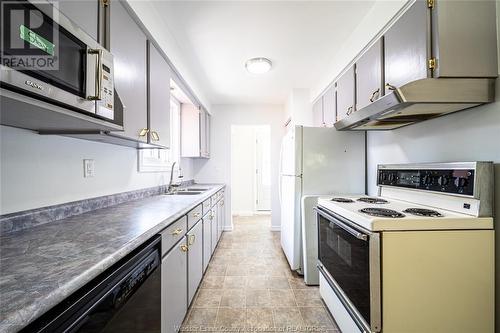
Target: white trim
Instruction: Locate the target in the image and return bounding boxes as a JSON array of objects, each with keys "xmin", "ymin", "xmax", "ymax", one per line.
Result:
[
  {"xmin": 254, "ymin": 211, "xmax": 271, "ymax": 215},
  {"xmin": 223, "ymin": 226, "xmax": 234, "ymax": 231},
  {"xmin": 270, "ymin": 226, "xmax": 281, "ymax": 232}
]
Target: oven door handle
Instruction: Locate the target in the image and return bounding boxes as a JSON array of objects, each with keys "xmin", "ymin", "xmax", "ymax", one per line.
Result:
[{"xmin": 314, "ymin": 207, "xmax": 368, "ymax": 241}]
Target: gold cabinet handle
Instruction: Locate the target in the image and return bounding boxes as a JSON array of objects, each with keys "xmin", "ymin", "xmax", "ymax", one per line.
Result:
[
  {"xmin": 171, "ymin": 228, "xmax": 183, "ymax": 236},
  {"xmin": 369, "ymin": 88, "xmax": 380, "ymax": 103},
  {"xmin": 188, "ymin": 234, "xmax": 195, "ymax": 245},
  {"xmin": 139, "ymin": 128, "xmax": 149, "ymax": 137},
  {"xmin": 180, "ymin": 243, "xmax": 189, "ymax": 252},
  {"xmin": 151, "ymin": 130, "xmax": 160, "ymax": 141},
  {"xmin": 385, "ymin": 83, "xmax": 397, "ymax": 91},
  {"xmin": 346, "ymin": 106, "xmax": 354, "ymax": 115},
  {"xmin": 193, "ymin": 212, "xmax": 201, "ymax": 218}
]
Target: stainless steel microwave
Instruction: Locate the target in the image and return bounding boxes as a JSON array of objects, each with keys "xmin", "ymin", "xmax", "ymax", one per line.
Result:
[{"xmin": 0, "ymin": 0, "xmax": 114, "ymax": 120}]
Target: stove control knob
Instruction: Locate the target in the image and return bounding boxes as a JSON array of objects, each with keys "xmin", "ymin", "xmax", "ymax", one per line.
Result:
[
  {"xmin": 422, "ymin": 174, "xmax": 432, "ymax": 185},
  {"xmin": 438, "ymin": 176, "xmax": 450, "ymax": 186},
  {"xmin": 454, "ymin": 177, "xmax": 468, "ymax": 188},
  {"xmin": 388, "ymin": 173, "xmax": 395, "ymax": 182}
]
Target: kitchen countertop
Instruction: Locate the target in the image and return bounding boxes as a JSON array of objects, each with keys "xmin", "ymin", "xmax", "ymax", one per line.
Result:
[{"xmin": 0, "ymin": 184, "xmax": 225, "ymax": 333}]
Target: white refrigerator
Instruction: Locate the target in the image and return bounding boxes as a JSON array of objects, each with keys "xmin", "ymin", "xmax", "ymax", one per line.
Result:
[{"xmin": 279, "ymin": 125, "xmax": 365, "ymax": 274}]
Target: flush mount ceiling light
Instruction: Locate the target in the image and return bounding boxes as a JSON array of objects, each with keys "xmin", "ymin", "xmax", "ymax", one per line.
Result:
[{"xmin": 245, "ymin": 57, "xmax": 272, "ymax": 74}]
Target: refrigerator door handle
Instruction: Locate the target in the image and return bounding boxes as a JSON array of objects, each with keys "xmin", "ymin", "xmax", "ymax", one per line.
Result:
[{"xmin": 278, "ymin": 141, "xmax": 284, "ymax": 204}]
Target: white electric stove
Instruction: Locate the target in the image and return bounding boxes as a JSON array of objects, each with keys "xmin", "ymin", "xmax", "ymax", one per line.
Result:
[{"xmin": 316, "ymin": 162, "xmax": 495, "ymax": 333}]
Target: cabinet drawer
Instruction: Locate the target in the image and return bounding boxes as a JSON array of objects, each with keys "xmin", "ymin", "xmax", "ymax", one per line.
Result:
[
  {"xmin": 211, "ymin": 194, "xmax": 218, "ymax": 206},
  {"xmin": 202, "ymin": 198, "xmax": 212, "ymax": 215},
  {"xmin": 161, "ymin": 216, "xmax": 187, "ymax": 256},
  {"xmin": 187, "ymin": 204, "xmax": 202, "ymax": 230}
]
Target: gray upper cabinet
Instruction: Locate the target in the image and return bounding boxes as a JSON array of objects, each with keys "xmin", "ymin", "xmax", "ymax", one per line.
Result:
[
  {"xmin": 384, "ymin": 1, "xmax": 430, "ymax": 89},
  {"xmin": 432, "ymin": 1, "xmax": 497, "ymax": 78},
  {"xmin": 50, "ymin": 0, "xmax": 99, "ymax": 41},
  {"xmin": 110, "ymin": 0, "xmax": 148, "ymax": 142},
  {"xmin": 356, "ymin": 39, "xmax": 383, "ymax": 110},
  {"xmin": 161, "ymin": 240, "xmax": 188, "ymax": 333},
  {"xmin": 322, "ymin": 85, "xmax": 336, "ymax": 127},
  {"xmin": 148, "ymin": 42, "xmax": 171, "ymax": 148},
  {"xmin": 336, "ymin": 66, "xmax": 355, "ymax": 122},
  {"xmin": 312, "ymin": 97, "xmax": 323, "ymax": 127}
]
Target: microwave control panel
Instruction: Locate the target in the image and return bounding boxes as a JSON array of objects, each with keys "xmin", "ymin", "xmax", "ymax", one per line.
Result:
[{"xmin": 96, "ymin": 55, "xmax": 114, "ymax": 120}]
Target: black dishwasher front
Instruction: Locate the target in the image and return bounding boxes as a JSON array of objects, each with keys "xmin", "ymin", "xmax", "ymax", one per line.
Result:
[{"xmin": 22, "ymin": 236, "xmax": 161, "ymax": 333}]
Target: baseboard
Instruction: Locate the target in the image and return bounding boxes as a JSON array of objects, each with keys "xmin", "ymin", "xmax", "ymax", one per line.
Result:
[
  {"xmin": 222, "ymin": 226, "xmax": 234, "ymax": 231},
  {"xmin": 254, "ymin": 211, "xmax": 271, "ymax": 215},
  {"xmin": 232, "ymin": 211, "xmax": 254, "ymax": 216},
  {"xmin": 270, "ymin": 226, "xmax": 281, "ymax": 232}
]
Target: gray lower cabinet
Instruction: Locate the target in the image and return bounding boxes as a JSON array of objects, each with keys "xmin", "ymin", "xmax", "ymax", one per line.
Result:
[
  {"xmin": 50, "ymin": 0, "xmax": 99, "ymax": 42},
  {"xmin": 202, "ymin": 216, "xmax": 211, "ymax": 272},
  {"xmin": 312, "ymin": 97, "xmax": 323, "ymax": 127},
  {"xmin": 356, "ymin": 39, "xmax": 383, "ymax": 110},
  {"xmin": 187, "ymin": 220, "xmax": 203, "ymax": 304},
  {"xmin": 110, "ymin": 0, "xmax": 148, "ymax": 142},
  {"xmin": 148, "ymin": 42, "xmax": 171, "ymax": 148},
  {"xmin": 384, "ymin": 1, "xmax": 430, "ymax": 89},
  {"xmin": 336, "ymin": 66, "xmax": 355, "ymax": 122},
  {"xmin": 322, "ymin": 85, "xmax": 336, "ymax": 127},
  {"xmin": 210, "ymin": 208, "xmax": 218, "ymax": 255},
  {"xmin": 161, "ymin": 239, "xmax": 188, "ymax": 333},
  {"xmin": 217, "ymin": 198, "xmax": 224, "ymax": 241}
]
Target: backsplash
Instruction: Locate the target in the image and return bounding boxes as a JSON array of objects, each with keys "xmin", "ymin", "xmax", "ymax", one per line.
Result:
[{"xmin": 0, "ymin": 180, "xmax": 194, "ymax": 234}]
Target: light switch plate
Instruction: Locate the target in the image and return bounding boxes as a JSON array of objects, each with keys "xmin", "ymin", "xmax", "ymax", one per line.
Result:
[{"xmin": 84, "ymin": 159, "xmax": 95, "ymax": 178}]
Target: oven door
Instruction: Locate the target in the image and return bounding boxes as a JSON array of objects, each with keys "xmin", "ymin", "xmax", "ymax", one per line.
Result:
[
  {"xmin": 0, "ymin": 0, "xmax": 114, "ymax": 119},
  {"xmin": 315, "ymin": 207, "xmax": 381, "ymax": 332}
]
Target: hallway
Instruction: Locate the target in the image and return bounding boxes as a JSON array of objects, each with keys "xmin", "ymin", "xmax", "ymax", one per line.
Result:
[{"xmin": 181, "ymin": 215, "xmax": 339, "ymax": 332}]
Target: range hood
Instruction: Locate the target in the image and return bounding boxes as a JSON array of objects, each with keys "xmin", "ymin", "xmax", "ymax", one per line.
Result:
[{"xmin": 334, "ymin": 78, "xmax": 496, "ymax": 131}]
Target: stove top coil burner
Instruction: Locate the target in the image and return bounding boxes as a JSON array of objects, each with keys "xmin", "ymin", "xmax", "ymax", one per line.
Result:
[
  {"xmin": 403, "ymin": 208, "xmax": 443, "ymax": 217},
  {"xmin": 357, "ymin": 197, "xmax": 389, "ymax": 204},
  {"xmin": 359, "ymin": 208, "xmax": 405, "ymax": 218},
  {"xmin": 330, "ymin": 198, "xmax": 354, "ymax": 203}
]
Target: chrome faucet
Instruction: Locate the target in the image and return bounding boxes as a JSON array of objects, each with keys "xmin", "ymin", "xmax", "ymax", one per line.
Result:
[{"xmin": 167, "ymin": 162, "xmax": 178, "ymax": 194}]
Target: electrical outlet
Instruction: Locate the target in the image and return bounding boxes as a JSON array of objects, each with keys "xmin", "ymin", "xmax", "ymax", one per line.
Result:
[{"xmin": 84, "ymin": 159, "xmax": 95, "ymax": 178}]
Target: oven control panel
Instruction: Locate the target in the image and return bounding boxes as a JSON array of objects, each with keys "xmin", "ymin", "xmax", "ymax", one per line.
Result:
[{"xmin": 378, "ymin": 168, "xmax": 475, "ymax": 196}]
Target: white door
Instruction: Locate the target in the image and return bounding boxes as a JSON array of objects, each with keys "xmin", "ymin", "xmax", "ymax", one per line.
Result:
[
  {"xmin": 255, "ymin": 134, "xmax": 271, "ymax": 211},
  {"xmin": 280, "ymin": 174, "xmax": 302, "ymax": 270}
]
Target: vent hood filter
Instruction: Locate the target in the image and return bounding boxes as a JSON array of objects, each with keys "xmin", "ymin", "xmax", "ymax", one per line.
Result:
[{"xmin": 334, "ymin": 78, "xmax": 495, "ymax": 131}]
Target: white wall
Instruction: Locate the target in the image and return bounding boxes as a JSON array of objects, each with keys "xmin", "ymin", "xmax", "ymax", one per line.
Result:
[
  {"xmin": 230, "ymin": 126, "xmax": 257, "ymax": 215},
  {"xmin": 0, "ymin": 126, "xmax": 193, "ymax": 214},
  {"xmin": 193, "ymin": 104, "xmax": 285, "ymax": 230}
]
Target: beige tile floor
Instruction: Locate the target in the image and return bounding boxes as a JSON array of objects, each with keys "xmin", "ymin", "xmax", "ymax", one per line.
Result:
[{"xmin": 181, "ymin": 215, "xmax": 340, "ymax": 333}]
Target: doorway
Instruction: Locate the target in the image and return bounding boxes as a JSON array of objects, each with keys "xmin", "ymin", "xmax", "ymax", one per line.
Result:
[{"xmin": 230, "ymin": 125, "xmax": 271, "ymax": 217}]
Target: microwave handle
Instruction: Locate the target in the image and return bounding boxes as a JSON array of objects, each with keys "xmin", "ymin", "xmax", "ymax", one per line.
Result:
[
  {"xmin": 87, "ymin": 49, "xmax": 103, "ymax": 101},
  {"xmin": 314, "ymin": 207, "xmax": 368, "ymax": 241}
]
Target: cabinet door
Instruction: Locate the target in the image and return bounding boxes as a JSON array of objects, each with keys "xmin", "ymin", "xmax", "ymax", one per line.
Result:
[
  {"xmin": 202, "ymin": 217, "xmax": 211, "ymax": 272},
  {"xmin": 322, "ymin": 86, "xmax": 335, "ymax": 127},
  {"xmin": 187, "ymin": 221, "xmax": 203, "ymax": 305},
  {"xmin": 384, "ymin": 1, "xmax": 430, "ymax": 89},
  {"xmin": 205, "ymin": 112, "xmax": 211, "ymax": 158},
  {"xmin": 312, "ymin": 97, "xmax": 324, "ymax": 127},
  {"xmin": 211, "ymin": 208, "xmax": 218, "ymax": 254},
  {"xmin": 217, "ymin": 198, "xmax": 224, "ymax": 241},
  {"xmin": 199, "ymin": 109, "xmax": 207, "ymax": 157},
  {"xmin": 110, "ymin": 0, "xmax": 148, "ymax": 141},
  {"xmin": 162, "ymin": 240, "xmax": 188, "ymax": 333},
  {"xmin": 356, "ymin": 39, "xmax": 383, "ymax": 110},
  {"xmin": 50, "ymin": 0, "xmax": 98, "ymax": 41},
  {"xmin": 336, "ymin": 66, "xmax": 355, "ymax": 121},
  {"xmin": 148, "ymin": 42, "xmax": 170, "ymax": 148}
]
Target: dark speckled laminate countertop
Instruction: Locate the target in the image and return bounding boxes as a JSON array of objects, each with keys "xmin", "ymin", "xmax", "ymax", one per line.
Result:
[{"xmin": 0, "ymin": 184, "xmax": 224, "ymax": 333}]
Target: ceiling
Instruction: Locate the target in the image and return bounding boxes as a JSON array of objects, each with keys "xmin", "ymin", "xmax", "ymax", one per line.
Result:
[{"xmin": 152, "ymin": 1, "xmax": 376, "ymax": 105}]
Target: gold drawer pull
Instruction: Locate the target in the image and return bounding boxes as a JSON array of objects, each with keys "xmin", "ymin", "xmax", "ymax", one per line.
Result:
[
  {"xmin": 193, "ymin": 212, "xmax": 201, "ymax": 218},
  {"xmin": 346, "ymin": 106, "xmax": 353, "ymax": 115},
  {"xmin": 171, "ymin": 228, "xmax": 183, "ymax": 236},
  {"xmin": 385, "ymin": 83, "xmax": 397, "ymax": 91},
  {"xmin": 369, "ymin": 88, "xmax": 380, "ymax": 103},
  {"xmin": 139, "ymin": 128, "xmax": 149, "ymax": 137},
  {"xmin": 188, "ymin": 234, "xmax": 196, "ymax": 245},
  {"xmin": 151, "ymin": 130, "xmax": 160, "ymax": 141},
  {"xmin": 180, "ymin": 244, "xmax": 189, "ymax": 252}
]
